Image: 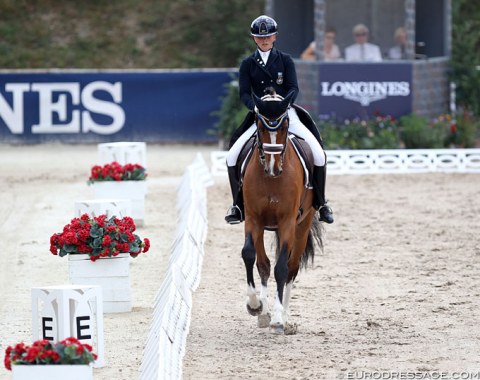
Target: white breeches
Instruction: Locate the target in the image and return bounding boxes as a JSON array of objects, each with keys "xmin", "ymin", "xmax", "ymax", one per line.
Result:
[{"xmin": 226, "ymin": 108, "xmax": 326, "ymax": 167}]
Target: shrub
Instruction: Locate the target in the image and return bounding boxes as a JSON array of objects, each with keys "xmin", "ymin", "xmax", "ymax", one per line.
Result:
[
  {"xmin": 399, "ymin": 114, "xmax": 447, "ymax": 149},
  {"xmin": 446, "ymin": 111, "xmax": 479, "ymax": 148},
  {"xmin": 319, "ymin": 114, "xmax": 401, "ymax": 150},
  {"xmin": 210, "ymin": 77, "xmax": 249, "ymax": 149}
]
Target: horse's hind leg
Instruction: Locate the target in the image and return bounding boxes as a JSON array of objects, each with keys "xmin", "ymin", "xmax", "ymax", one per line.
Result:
[
  {"xmin": 270, "ymin": 238, "xmax": 289, "ymax": 334},
  {"xmin": 242, "ymin": 232, "xmax": 262, "ymax": 316},
  {"xmin": 283, "ymin": 211, "xmax": 315, "ymax": 332}
]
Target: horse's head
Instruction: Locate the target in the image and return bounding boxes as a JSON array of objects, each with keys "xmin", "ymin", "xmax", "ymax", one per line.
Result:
[{"xmin": 253, "ymin": 90, "xmax": 293, "ymax": 177}]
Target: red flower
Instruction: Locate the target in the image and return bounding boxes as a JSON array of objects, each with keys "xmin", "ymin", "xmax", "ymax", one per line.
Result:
[
  {"xmin": 63, "ymin": 231, "xmax": 77, "ymax": 245},
  {"xmin": 4, "ymin": 346, "xmax": 12, "ymax": 370},
  {"xmin": 143, "ymin": 238, "xmax": 151, "ymax": 253},
  {"xmin": 450, "ymin": 123, "xmax": 457, "ymax": 133},
  {"xmin": 102, "ymin": 235, "xmax": 112, "ymax": 247},
  {"xmin": 78, "ymin": 229, "xmax": 90, "ymax": 242}
]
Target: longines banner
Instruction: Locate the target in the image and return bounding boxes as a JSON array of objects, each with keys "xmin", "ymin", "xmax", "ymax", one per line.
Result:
[
  {"xmin": 0, "ymin": 70, "xmax": 233, "ymax": 143},
  {"xmin": 318, "ymin": 63, "xmax": 412, "ymax": 120}
]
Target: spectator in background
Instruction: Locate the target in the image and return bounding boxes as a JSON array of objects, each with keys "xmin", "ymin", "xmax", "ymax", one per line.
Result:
[
  {"xmin": 345, "ymin": 24, "xmax": 382, "ymax": 62},
  {"xmin": 300, "ymin": 27, "xmax": 341, "ymax": 61},
  {"xmin": 388, "ymin": 27, "xmax": 407, "ymax": 60}
]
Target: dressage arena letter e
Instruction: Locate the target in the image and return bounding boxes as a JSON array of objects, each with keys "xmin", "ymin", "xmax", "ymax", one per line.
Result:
[
  {"xmin": 41, "ymin": 315, "xmax": 92, "ymax": 342},
  {"xmin": 0, "ymin": 81, "xmax": 125, "ymax": 135}
]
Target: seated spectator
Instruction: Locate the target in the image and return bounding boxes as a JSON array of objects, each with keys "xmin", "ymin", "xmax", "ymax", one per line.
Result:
[
  {"xmin": 345, "ymin": 24, "xmax": 382, "ymax": 62},
  {"xmin": 388, "ymin": 27, "xmax": 407, "ymax": 59},
  {"xmin": 301, "ymin": 27, "xmax": 341, "ymax": 61}
]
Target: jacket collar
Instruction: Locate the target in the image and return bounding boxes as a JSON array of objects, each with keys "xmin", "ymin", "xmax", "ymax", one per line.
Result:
[{"xmin": 253, "ymin": 48, "xmax": 279, "ymax": 70}]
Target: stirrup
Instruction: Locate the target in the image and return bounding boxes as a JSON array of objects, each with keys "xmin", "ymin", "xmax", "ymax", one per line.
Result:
[{"xmin": 225, "ymin": 205, "xmax": 243, "ymax": 224}]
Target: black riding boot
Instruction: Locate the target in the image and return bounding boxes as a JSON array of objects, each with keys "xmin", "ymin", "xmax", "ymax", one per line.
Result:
[
  {"xmin": 312, "ymin": 165, "xmax": 334, "ymax": 224},
  {"xmin": 225, "ymin": 165, "xmax": 244, "ymax": 224}
]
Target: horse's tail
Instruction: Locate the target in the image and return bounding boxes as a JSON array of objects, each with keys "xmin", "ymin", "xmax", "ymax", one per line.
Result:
[{"xmin": 301, "ymin": 218, "xmax": 323, "ymax": 269}]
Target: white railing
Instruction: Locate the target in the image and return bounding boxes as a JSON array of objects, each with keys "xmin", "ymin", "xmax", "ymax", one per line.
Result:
[
  {"xmin": 139, "ymin": 153, "xmax": 212, "ymax": 380},
  {"xmin": 211, "ymin": 149, "xmax": 480, "ymax": 176}
]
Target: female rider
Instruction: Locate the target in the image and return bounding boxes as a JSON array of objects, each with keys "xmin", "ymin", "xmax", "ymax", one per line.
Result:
[{"xmin": 225, "ymin": 15, "xmax": 334, "ymax": 225}]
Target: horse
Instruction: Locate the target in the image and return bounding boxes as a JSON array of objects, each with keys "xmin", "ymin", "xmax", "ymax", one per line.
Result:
[{"xmin": 241, "ymin": 91, "xmax": 323, "ymax": 334}]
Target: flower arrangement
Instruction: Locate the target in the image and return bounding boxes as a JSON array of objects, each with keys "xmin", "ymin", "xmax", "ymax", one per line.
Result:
[
  {"xmin": 4, "ymin": 337, "xmax": 97, "ymax": 370},
  {"xmin": 88, "ymin": 161, "xmax": 147, "ymax": 184},
  {"xmin": 320, "ymin": 113, "xmax": 401, "ymax": 149},
  {"xmin": 50, "ymin": 214, "xmax": 150, "ymax": 262}
]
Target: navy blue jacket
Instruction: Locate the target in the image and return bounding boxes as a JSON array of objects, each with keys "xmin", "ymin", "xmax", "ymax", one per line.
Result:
[{"xmin": 239, "ymin": 48, "xmax": 299, "ymax": 110}]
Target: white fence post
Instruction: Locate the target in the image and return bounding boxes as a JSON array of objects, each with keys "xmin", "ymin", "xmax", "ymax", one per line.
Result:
[{"xmin": 139, "ymin": 153, "xmax": 211, "ymax": 380}]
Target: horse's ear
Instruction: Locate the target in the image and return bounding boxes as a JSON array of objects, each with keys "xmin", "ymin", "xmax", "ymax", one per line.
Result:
[
  {"xmin": 279, "ymin": 91, "xmax": 295, "ymax": 111},
  {"xmin": 252, "ymin": 93, "xmax": 264, "ymax": 111}
]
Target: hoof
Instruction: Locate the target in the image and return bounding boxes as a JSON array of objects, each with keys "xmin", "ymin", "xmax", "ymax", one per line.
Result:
[
  {"xmin": 270, "ymin": 322, "xmax": 284, "ymax": 335},
  {"xmin": 247, "ymin": 301, "xmax": 263, "ymax": 316},
  {"xmin": 284, "ymin": 322, "xmax": 298, "ymax": 335},
  {"xmin": 257, "ymin": 313, "xmax": 271, "ymax": 328}
]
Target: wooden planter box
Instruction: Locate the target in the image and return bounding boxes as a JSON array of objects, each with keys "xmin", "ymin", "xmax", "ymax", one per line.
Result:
[
  {"xmin": 12, "ymin": 365, "xmax": 93, "ymax": 380},
  {"xmin": 68, "ymin": 253, "xmax": 131, "ymax": 313},
  {"xmin": 92, "ymin": 181, "xmax": 147, "ymax": 226}
]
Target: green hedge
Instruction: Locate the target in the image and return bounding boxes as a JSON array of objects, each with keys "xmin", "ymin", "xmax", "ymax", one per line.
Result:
[
  {"xmin": 320, "ymin": 112, "xmax": 479, "ymax": 149},
  {"xmin": 324, "ymin": 112, "xmax": 479, "ymax": 149}
]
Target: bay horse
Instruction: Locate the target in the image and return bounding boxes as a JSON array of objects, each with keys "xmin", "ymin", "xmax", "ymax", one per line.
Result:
[{"xmin": 241, "ymin": 91, "xmax": 323, "ymax": 334}]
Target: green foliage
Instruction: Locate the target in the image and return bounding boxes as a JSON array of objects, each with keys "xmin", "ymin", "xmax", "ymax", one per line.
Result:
[
  {"xmin": 320, "ymin": 115, "xmax": 401, "ymax": 150},
  {"xmin": 399, "ymin": 114, "xmax": 447, "ymax": 149},
  {"xmin": 0, "ymin": 0, "xmax": 264, "ymax": 68},
  {"xmin": 210, "ymin": 76, "xmax": 249, "ymax": 149},
  {"xmin": 399, "ymin": 113, "xmax": 479, "ymax": 149},
  {"xmin": 451, "ymin": 0, "xmax": 480, "ymax": 115},
  {"xmin": 318, "ymin": 112, "xmax": 479, "ymax": 150},
  {"xmin": 446, "ymin": 111, "xmax": 480, "ymax": 148}
]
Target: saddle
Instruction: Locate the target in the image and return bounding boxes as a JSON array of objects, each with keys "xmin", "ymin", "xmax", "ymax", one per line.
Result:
[
  {"xmin": 229, "ymin": 105, "xmax": 324, "ymax": 150},
  {"xmin": 237, "ymin": 133, "xmax": 314, "ymax": 189}
]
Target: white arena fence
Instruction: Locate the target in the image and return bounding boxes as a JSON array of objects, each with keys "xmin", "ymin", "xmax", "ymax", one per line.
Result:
[
  {"xmin": 139, "ymin": 153, "xmax": 213, "ymax": 380},
  {"xmin": 210, "ymin": 149, "xmax": 480, "ymax": 176}
]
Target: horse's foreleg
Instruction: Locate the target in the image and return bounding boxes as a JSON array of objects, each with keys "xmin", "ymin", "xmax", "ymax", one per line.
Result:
[{"xmin": 242, "ymin": 232, "xmax": 262, "ymax": 316}]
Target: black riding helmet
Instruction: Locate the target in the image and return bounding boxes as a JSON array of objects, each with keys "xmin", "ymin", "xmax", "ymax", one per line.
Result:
[{"xmin": 250, "ymin": 15, "xmax": 278, "ymax": 37}]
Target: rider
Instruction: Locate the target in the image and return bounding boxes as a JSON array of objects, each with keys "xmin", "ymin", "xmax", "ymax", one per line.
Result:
[{"xmin": 225, "ymin": 15, "xmax": 334, "ymax": 225}]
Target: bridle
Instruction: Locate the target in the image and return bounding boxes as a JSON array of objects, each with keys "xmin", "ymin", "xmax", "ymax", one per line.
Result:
[{"xmin": 255, "ymin": 107, "xmax": 289, "ymax": 165}]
